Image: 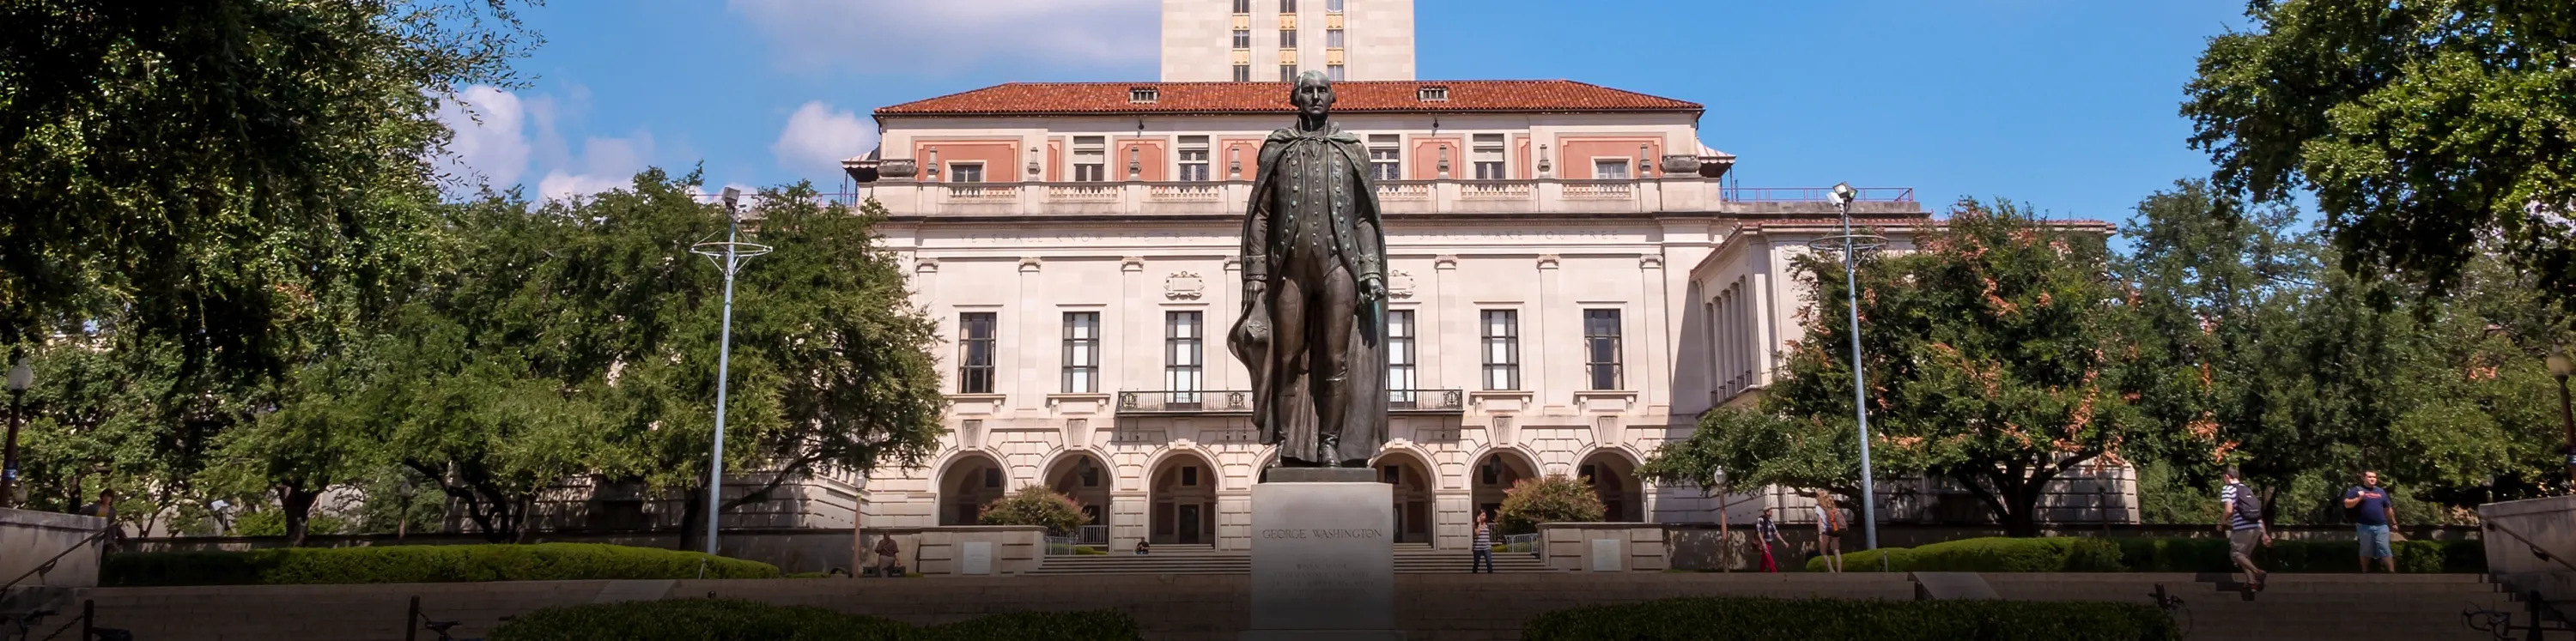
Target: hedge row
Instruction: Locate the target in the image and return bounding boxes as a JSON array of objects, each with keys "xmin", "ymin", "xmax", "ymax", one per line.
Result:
[
  {"xmin": 1522, "ymin": 596, "xmax": 2177, "ymax": 641},
  {"xmin": 104, "ymin": 543, "xmax": 780, "ymax": 586},
  {"xmin": 1802, "ymin": 536, "xmax": 2484, "ymax": 573},
  {"xmin": 487, "ymin": 600, "xmax": 1141, "ymax": 641}
]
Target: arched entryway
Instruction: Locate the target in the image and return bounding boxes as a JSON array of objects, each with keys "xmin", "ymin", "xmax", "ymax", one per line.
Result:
[
  {"xmin": 938, "ymin": 452, "xmax": 1008, "ymax": 526},
  {"xmin": 1149, "ymin": 451, "xmax": 1218, "ymax": 545},
  {"xmin": 1370, "ymin": 450, "xmax": 1436, "ymax": 544},
  {"xmin": 1470, "ymin": 449, "xmax": 1539, "ymax": 523},
  {"xmin": 1578, "ymin": 449, "xmax": 1645, "ymax": 522},
  {"xmin": 1043, "ymin": 451, "xmax": 1112, "ymax": 544}
]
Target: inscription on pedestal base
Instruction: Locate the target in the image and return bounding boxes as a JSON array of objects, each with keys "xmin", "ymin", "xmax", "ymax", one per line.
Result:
[{"xmin": 1242, "ymin": 480, "xmax": 1403, "ymax": 641}]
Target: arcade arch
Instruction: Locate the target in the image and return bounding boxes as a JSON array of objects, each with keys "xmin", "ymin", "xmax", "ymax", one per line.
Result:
[
  {"xmin": 1470, "ymin": 448, "xmax": 1540, "ymax": 522},
  {"xmin": 937, "ymin": 452, "xmax": 1008, "ymax": 526},
  {"xmin": 1577, "ymin": 449, "xmax": 1645, "ymax": 522},
  {"xmin": 1370, "ymin": 449, "xmax": 1437, "ymax": 544},
  {"xmin": 1148, "ymin": 451, "xmax": 1219, "ymax": 545},
  {"xmin": 1042, "ymin": 451, "xmax": 1113, "ymax": 542}
]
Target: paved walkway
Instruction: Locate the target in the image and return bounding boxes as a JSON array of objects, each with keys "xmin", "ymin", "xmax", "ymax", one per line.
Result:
[{"xmin": 31, "ymin": 572, "xmax": 2522, "ymax": 641}]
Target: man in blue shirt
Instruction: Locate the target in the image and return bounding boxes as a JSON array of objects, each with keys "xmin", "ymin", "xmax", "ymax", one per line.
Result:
[{"xmin": 2342, "ymin": 470, "xmax": 2397, "ymax": 572}]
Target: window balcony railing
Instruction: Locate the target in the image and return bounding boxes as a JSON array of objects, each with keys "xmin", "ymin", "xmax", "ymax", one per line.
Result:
[
  {"xmin": 1118, "ymin": 390, "xmax": 1252, "ymax": 414},
  {"xmin": 1114, "ymin": 389, "xmax": 1463, "ymax": 414},
  {"xmin": 1388, "ymin": 389, "xmax": 1466, "ymax": 414}
]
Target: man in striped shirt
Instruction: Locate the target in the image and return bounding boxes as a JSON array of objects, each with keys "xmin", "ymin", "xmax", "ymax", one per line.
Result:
[{"xmin": 2220, "ymin": 468, "xmax": 2271, "ymax": 590}]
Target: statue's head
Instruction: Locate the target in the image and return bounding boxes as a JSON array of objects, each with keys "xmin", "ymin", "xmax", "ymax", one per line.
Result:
[{"xmin": 1289, "ymin": 70, "xmax": 1334, "ymax": 118}]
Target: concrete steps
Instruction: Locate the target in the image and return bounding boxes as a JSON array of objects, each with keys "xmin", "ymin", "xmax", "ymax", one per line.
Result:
[{"xmin": 1980, "ymin": 573, "xmax": 2528, "ymax": 641}]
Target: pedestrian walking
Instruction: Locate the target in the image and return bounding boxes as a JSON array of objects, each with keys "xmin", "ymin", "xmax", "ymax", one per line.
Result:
[
  {"xmin": 1814, "ymin": 493, "xmax": 1845, "ymax": 573},
  {"xmin": 2221, "ymin": 468, "xmax": 2271, "ymax": 591},
  {"xmin": 1470, "ymin": 511, "xmax": 1497, "ymax": 574},
  {"xmin": 872, "ymin": 534, "xmax": 901, "ymax": 578},
  {"xmin": 2342, "ymin": 470, "xmax": 2398, "ymax": 573},
  {"xmin": 76, "ymin": 490, "xmax": 122, "ymax": 553},
  {"xmin": 1754, "ymin": 508, "xmax": 1784, "ymax": 573}
]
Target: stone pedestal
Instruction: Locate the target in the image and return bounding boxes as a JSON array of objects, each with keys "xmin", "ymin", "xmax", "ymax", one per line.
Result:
[{"xmin": 1242, "ymin": 469, "xmax": 1404, "ymax": 641}]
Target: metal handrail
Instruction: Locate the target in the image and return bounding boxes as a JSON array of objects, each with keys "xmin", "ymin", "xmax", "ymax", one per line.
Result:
[
  {"xmin": 0, "ymin": 527, "xmax": 115, "ymax": 596},
  {"xmin": 2483, "ymin": 518, "xmax": 2576, "ymax": 576}
]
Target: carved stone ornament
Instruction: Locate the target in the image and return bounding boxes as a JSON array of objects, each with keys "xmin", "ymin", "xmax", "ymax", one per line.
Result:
[
  {"xmin": 1122, "ymin": 256, "xmax": 1146, "ymax": 272},
  {"xmin": 1537, "ymin": 254, "xmax": 1562, "ymax": 269},
  {"xmin": 1018, "ymin": 257, "xmax": 1043, "ymax": 273},
  {"xmin": 1164, "ymin": 271, "xmax": 1206, "ymax": 299},
  {"xmin": 1387, "ymin": 270, "xmax": 1417, "ymax": 299},
  {"xmin": 878, "ymin": 158, "xmax": 919, "ymax": 179}
]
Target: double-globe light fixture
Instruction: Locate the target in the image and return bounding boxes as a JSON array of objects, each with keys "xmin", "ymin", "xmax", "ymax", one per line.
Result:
[
  {"xmin": 1807, "ymin": 184, "xmax": 1887, "ymax": 567},
  {"xmin": 690, "ymin": 187, "xmax": 772, "ymax": 560}
]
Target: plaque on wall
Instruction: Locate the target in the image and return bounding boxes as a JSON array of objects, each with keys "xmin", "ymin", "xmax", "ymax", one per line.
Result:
[{"xmin": 961, "ymin": 541, "xmax": 993, "ymax": 575}]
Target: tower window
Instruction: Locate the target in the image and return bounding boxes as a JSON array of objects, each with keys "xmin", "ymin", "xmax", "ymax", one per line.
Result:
[
  {"xmin": 1233, "ymin": 29, "xmax": 1250, "ymax": 50},
  {"xmin": 1233, "ymin": 64, "xmax": 1252, "ymax": 82}
]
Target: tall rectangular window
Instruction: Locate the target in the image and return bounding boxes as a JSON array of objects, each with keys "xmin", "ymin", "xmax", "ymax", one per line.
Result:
[
  {"xmin": 958, "ymin": 312, "xmax": 997, "ymax": 394},
  {"xmin": 1178, "ymin": 136, "xmax": 1211, "ymax": 181},
  {"xmin": 1594, "ymin": 158, "xmax": 1631, "ymax": 179},
  {"xmin": 1166, "ymin": 311, "xmax": 1204, "ymax": 404},
  {"xmin": 1232, "ymin": 29, "xmax": 1250, "ymax": 49},
  {"xmin": 1327, "ymin": 0, "xmax": 1344, "ymax": 11},
  {"xmin": 1481, "ymin": 310, "xmax": 1520, "ymax": 390},
  {"xmin": 1279, "ymin": 28, "xmax": 1297, "ymax": 47},
  {"xmin": 1279, "ymin": 0, "xmax": 1296, "ymax": 12},
  {"xmin": 1584, "ymin": 309, "xmax": 1623, "ymax": 390},
  {"xmin": 950, "ymin": 162, "xmax": 983, "ymax": 184},
  {"xmin": 1279, "ymin": 63, "xmax": 1297, "ymax": 82},
  {"xmin": 1072, "ymin": 136, "xmax": 1106, "ymax": 182},
  {"xmin": 1472, "ymin": 134, "xmax": 1506, "ymax": 179},
  {"xmin": 1326, "ymin": 28, "xmax": 1345, "ymax": 48},
  {"xmin": 1368, "ymin": 134, "xmax": 1401, "ymax": 182},
  {"xmin": 1327, "ymin": 63, "xmax": 1345, "ymax": 81},
  {"xmin": 1232, "ymin": 0, "xmax": 1250, "ymax": 13},
  {"xmin": 1233, "ymin": 64, "xmax": 1252, "ymax": 82},
  {"xmin": 1388, "ymin": 310, "xmax": 1417, "ymax": 405},
  {"xmin": 1061, "ymin": 311, "xmax": 1099, "ymax": 393}
]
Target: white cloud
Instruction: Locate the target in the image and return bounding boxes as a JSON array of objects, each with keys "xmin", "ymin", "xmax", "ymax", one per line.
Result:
[
  {"xmin": 537, "ymin": 132, "xmax": 659, "ymax": 202},
  {"xmin": 772, "ymin": 101, "xmax": 877, "ymax": 176},
  {"xmin": 730, "ymin": 0, "xmax": 1156, "ymax": 74},
  {"xmin": 434, "ymin": 85, "xmax": 532, "ymax": 188}
]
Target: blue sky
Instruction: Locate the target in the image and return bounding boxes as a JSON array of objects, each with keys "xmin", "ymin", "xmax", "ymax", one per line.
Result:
[{"xmin": 440, "ymin": 0, "xmax": 2252, "ymax": 227}]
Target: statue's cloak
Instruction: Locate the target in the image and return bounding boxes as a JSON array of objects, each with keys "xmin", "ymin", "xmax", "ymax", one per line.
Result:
[{"xmin": 1227, "ymin": 124, "xmax": 1389, "ymax": 467}]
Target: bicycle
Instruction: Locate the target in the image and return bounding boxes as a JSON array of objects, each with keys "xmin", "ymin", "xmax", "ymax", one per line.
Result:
[{"xmin": 408, "ymin": 596, "xmax": 509, "ymax": 641}]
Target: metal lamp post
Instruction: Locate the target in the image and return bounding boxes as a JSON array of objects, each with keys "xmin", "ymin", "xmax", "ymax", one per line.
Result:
[
  {"xmin": 690, "ymin": 187, "xmax": 773, "ymax": 559},
  {"xmin": 2549, "ymin": 345, "xmax": 2574, "ymax": 485},
  {"xmin": 1809, "ymin": 183, "xmax": 1885, "ymax": 563},
  {"xmin": 3, "ymin": 356, "xmax": 29, "ymax": 508}
]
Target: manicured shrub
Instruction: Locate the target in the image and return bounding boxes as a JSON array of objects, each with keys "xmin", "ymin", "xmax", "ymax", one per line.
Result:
[
  {"xmin": 978, "ymin": 487, "xmax": 1090, "ymax": 535},
  {"xmin": 1522, "ymin": 596, "xmax": 2178, "ymax": 641},
  {"xmin": 1497, "ymin": 474, "xmax": 1605, "ymax": 535},
  {"xmin": 1807, "ymin": 537, "xmax": 2123, "ymax": 572},
  {"xmin": 488, "ymin": 600, "xmax": 1144, "ymax": 641},
  {"xmin": 103, "ymin": 543, "xmax": 780, "ymax": 586}
]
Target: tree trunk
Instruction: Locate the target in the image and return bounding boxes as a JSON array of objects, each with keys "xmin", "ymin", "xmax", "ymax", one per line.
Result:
[
  {"xmin": 280, "ymin": 483, "xmax": 321, "ymax": 547},
  {"xmin": 677, "ymin": 486, "xmax": 708, "ymax": 554}
]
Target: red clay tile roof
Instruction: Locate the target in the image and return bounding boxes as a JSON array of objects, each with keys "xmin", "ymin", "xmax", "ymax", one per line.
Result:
[{"xmin": 874, "ymin": 80, "xmax": 1702, "ymax": 118}]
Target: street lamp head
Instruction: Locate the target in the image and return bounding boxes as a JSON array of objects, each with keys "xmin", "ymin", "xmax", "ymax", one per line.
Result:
[
  {"xmin": 5, "ymin": 357, "xmax": 28, "ymax": 391},
  {"xmin": 720, "ymin": 187, "xmax": 743, "ymax": 210},
  {"xmin": 2550, "ymin": 344, "xmax": 2573, "ymax": 378},
  {"xmin": 1829, "ymin": 183, "xmax": 1857, "ymax": 206}
]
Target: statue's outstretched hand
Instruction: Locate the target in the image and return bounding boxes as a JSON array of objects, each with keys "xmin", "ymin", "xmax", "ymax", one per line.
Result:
[{"xmin": 1359, "ymin": 275, "xmax": 1387, "ymax": 304}]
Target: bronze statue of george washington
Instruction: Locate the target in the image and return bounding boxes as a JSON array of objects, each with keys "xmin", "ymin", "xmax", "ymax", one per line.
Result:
[{"xmin": 1228, "ymin": 71, "xmax": 1389, "ymax": 469}]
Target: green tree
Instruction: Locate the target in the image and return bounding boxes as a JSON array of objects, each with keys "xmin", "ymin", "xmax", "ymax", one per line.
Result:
[
  {"xmin": 976, "ymin": 487, "xmax": 1089, "ymax": 535},
  {"xmin": 1497, "ymin": 475, "xmax": 1605, "ymax": 535},
  {"xmin": 2183, "ymin": 0, "xmax": 2576, "ymax": 310},
  {"xmin": 1651, "ymin": 199, "xmax": 2152, "ymax": 536},
  {"xmin": 0, "ymin": 0, "xmax": 533, "ymax": 378}
]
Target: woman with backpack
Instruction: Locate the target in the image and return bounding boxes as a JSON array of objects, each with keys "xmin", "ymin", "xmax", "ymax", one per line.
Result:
[{"xmin": 1814, "ymin": 493, "xmax": 1845, "ymax": 573}]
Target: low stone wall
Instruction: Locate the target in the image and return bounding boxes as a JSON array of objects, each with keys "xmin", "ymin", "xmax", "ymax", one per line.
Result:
[
  {"xmin": 0, "ymin": 508, "xmax": 109, "ymax": 590},
  {"xmin": 857, "ymin": 525, "xmax": 1044, "ymax": 576},
  {"xmin": 2480, "ymin": 495, "xmax": 2576, "ymax": 606},
  {"xmin": 1536, "ymin": 523, "xmax": 1668, "ymax": 572},
  {"xmin": 126, "ymin": 529, "xmax": 860, "ymax": 574}
]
